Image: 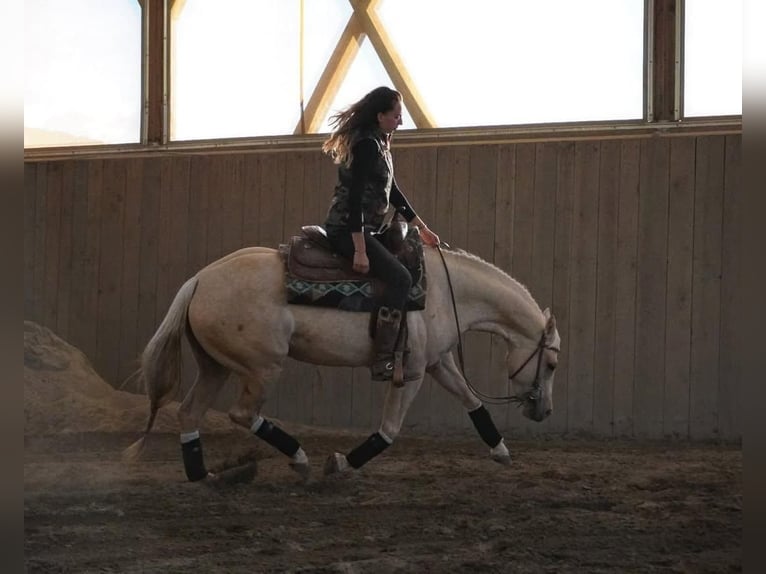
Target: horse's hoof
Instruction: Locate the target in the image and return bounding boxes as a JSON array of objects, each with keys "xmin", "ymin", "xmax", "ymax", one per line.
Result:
[
  {"xmin": 491, "ymin": 454, "xmax": 512, "ymax": 466},
  {"xmin": 323, "ymin": 453, "xmax": 349, "ymax": 475},
  {"xmin": 289, "ymin": 461, "xmax": 311, "ymax": 481}
]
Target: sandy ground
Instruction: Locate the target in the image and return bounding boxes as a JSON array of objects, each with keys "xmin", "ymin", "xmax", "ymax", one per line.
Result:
[{"xmin": 24, "ymin": 322, "xmax": 742, "ymax": 573}]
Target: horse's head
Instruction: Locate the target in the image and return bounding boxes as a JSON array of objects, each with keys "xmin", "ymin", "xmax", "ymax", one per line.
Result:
[{"xmin": 506, "ymin": 308, "xmax": 560, "ymax": 422}]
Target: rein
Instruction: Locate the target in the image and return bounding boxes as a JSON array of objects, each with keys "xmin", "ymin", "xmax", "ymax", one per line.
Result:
[{"xmin": 435, "ymin": 244, "xmax": 558, "ymax": 406}]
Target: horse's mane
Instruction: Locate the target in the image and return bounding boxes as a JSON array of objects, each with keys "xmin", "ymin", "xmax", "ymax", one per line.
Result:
[{"xmin": 443, "ymin": 246, "xmax": 541, "ymax": 313}]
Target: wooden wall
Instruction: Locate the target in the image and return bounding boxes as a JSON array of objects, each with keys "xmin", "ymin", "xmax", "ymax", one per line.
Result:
[{"xmin": 24, "ymin": 132, "xmax": 744, "ymax": 439}]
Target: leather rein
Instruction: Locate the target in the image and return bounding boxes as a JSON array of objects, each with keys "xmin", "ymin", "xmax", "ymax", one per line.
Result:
[{"xmin": 435, "ymin": 244, "xmax": 560, "ymax": 406}]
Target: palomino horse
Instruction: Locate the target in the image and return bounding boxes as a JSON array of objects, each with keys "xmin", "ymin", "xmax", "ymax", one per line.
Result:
[{"xmin": 125, "ymin": 242, "xmax": 561, "ymax": 481}]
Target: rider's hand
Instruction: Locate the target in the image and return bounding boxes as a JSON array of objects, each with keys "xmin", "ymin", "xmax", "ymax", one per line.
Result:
[
  {"xmin": 353, "ymin": 251, "xmax": 370, "ymax": 274},
  {"xmin": 419, "ymin": 226, "xmax": 440, "ymax": 248}
]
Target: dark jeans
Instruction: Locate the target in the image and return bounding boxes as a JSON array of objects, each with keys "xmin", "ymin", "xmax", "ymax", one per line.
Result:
[{"xmin": 327, "ymin": 229, "xmax": 412, "ymax": 311}]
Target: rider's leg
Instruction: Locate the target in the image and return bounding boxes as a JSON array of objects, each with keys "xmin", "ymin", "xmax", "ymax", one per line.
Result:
[{"xmin": 328, "ymin": 230, "xmax": 414, "ymax": 382}]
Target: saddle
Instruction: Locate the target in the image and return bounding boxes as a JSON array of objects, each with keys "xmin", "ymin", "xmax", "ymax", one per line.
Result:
[{"xmin": 279, "ymin": 222, "xmax": 427, "ymax": 312}]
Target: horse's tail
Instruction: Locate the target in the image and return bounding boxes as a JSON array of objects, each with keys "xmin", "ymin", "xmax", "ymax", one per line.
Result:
[{"xmin": 123, "ymin": 276, "xmax": 199, "ymax": 461}]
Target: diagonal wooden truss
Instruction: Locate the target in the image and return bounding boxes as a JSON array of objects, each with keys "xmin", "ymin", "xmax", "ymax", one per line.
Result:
[{"xmin": 295, "ymin": 0, "xmax": 434, "ymax": 134}]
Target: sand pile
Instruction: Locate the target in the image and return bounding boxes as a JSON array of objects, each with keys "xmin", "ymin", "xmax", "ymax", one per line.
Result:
[{"xmin": 24, "ymin": 321, "xmax": 236, "ymax": 436}]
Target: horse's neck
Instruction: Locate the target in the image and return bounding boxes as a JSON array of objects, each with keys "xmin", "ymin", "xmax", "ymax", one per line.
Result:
[{"xmin": 446, "ymin": 251, "xmax": 543, "ymax": 343}]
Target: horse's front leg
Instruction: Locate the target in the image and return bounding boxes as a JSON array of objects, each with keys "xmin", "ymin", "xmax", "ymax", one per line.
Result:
[
  {"xmin": 324, "ymin": 374, "xmax": 425, "ymax": 474},
  {"xmin": 427, "ymin": 352, "xmax": 511, "ymax": 466}
]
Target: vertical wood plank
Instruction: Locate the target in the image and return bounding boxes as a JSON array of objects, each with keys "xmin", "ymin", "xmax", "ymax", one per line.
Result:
[
  {"xmin": 259, "ymin": 153, "xmax": 286, "ymax": 249},
  {"xmin": 24, "ymin": 164, "xmax": 37, "ymax": 319},
  {"xmin": 221, "ymin": 155, "xmax": 245, "ymax": 256},
  {"xmin": 81, "ymin": 161, "xmax": 103, "ymax": 364},
  {"xmin": 96, "ymin": 159, "xmax": 126, "ymax": 385},
  {"xmin": 463, "ymin": 145, "xmax": 498, "ymax": 433},
  {"xmin": 403, "ymin": 146, "xmax": 438, "ymax": 433},
  {"xmin": 593, "ymin": 141, "xmax": 621, "ymax": 436},
  {"xmin": 187, "ymin": 155, "xmax": 210, "ymax": 273},
  {"xmin": 530, "ymin": 142, "xmax": 558, "ymax": 434},
  {"xmin": 432, "ymin": 145, "xmax": 471, "ymax": 432},
  {"xmin": 531, "ymin": 143, "xmax": 557, "ymax": 307},
  {"xmin": 718, "ymin": 135, "xmax": 743, "ymax": 439},
  {"xmin": 32, "ymin": 163, "xmax": 47, "ymax": 326},
  {"xmin": 68, "ymin": 162, "xmax": 91, "ymax": 352},
  {"xmin": 612, "ymin": 140, "xmax": 640, "ymax": 437},
  {"xmin": 507, "ymin": 143, "xmax": 535, "ymax": 433},
  {"xmin": 56, "ymin": 162, "xmax": 76, "ymax": 341},
  {"xmin": 98, "ymin": 159, "xmax": 126, "ymax": 377},
  {"xmin": 634, "ymin": 138, "xmax": 670, "ymax": 437},
  {"xmin": 119, "ymin": 158, "xmax": 144, "ymax": 385},
  {"xmin": 566, "ymin": 141, "xmax": 600, "ymax": 434},
  {"xmin": 690, "ymin": 136, "xmax": 724, "ymax": 439},
  {"xmin": 548, "ymin": 142, "xmax": 575, "ymax": 434},
  {"xmin": 490, "ymin": 144, "xmax": 516, "ymax": 433},
  {"xmin": 136, "ymin": 158, "xmax": 161, "ymax": 354},
  {"xmin": 420, "ymin": 145, "xmax": 456, "ymax": 431},
  {"xmin": 242, "ymin": 154, "xmax": 262, "ymax": 247},
  {"xmin": 205, "ymin": 157, "xmax": 225, "ymax": 263},
  {"xmin": 42, "ymin": 162, "xmax": 62, "ymax": 330},
  {"xmin": 663, "ymin": 137, "xmax": 695, "ymax": 437},
  {"xmin": 279, "ymin": 151, "xmax": 308, "ymax": 425}
]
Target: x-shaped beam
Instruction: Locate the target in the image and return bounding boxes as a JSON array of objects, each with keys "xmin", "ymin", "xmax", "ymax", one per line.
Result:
[{"xmin": 295, "ymin": 0, "xmax": 434, "ymax": 134}]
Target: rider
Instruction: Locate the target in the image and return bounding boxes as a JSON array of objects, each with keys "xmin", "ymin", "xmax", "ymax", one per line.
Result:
[{"xmin": 322, "ymin": 86, "xmax": 440, "ymax": 383}]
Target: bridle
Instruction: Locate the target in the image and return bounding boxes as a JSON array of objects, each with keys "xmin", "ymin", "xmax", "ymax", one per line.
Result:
[{"xmin": 436, "ymin": 244, "xmax": 560, "ymax": 406}]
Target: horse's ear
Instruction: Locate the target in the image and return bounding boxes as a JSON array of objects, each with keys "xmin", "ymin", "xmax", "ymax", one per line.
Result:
[
  {"xmin": 543, "ymin": 307, "xmax": 551, "ymax": 320},
  {"xmin": 544, "ymin": 310, "xmax": 556, "ymax": 338}
]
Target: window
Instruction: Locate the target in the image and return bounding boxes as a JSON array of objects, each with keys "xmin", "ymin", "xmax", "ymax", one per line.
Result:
[
  {"xmin": 376, "ymin": 0, "xmax": 645, "ymax": 127},
  {"xmin": 24, "ymin": 0, "xmax": 141, "ymax": 147},
  {"xmin": 171, "ymin": 0, "xmax": 301, "ymax": 140},
  {"xmin": 683, "ymin": 0, "xmax": 742, "ymax": 117}
]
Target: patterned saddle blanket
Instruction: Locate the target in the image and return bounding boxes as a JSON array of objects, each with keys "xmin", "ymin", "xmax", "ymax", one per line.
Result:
[{"xmin": 279, "ymin": 223, "xmax": 427, "ymax": 312}]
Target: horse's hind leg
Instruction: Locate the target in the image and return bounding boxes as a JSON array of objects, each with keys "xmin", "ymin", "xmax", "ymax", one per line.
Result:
[
  {"xmin": 228, "ymin": 364, "xmax": 310, "ymax": 480},
  {"xmin": 427, "ymin": 352, "xmax": 511, "ymax": 465},
  {"xmin": 178, "ymin": 343, "xmax": 230, "ymax": 481}
]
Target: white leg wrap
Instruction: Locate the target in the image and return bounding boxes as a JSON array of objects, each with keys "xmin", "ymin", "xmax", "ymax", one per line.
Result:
[
  {"xmin": 377, "ymin": 429, "xmax": 394, "ymax": 444},
  {"xmin": 180, "ymin": 430, "xmax": 200, "ymax": 444},
  {"xmin": 490, "ymin": 438, "xmax": 509, "ymax": 458},
  {"xmin": 250, "ymin": 415, "xmax": 265, "ymax": 433},
  {"xmin": 292, "ymin": 447, "xmax": 308, "ymax": 465}
]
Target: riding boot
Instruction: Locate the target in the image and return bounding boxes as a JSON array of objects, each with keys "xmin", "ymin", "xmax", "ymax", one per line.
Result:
[{"xmin": 370, "ymin": 307, "xmax": 419, "ymax": 386}]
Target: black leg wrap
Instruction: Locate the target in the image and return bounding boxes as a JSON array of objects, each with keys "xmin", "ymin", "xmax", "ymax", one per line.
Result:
[
  {"xmin": 346, "ymin": 432, "xmax": 391, "ymax": 469},
  {"xmin": 254, "ymin": 419, "xmax": 301, "ymax": 457},
  {"xmin": 468, "ymin": 405, "xmax": 503, "ymax": 448},
  {"xmin": 181, "ymin": 438, "xmax": 208, "ymax": 482}
]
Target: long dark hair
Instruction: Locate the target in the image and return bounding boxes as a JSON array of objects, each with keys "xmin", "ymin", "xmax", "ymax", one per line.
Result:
[{"xmin": 322, "ymin": 86, "xmax": 401, "ymax": 165}]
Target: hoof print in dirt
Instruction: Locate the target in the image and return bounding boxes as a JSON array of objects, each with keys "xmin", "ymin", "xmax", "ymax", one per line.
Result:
[
  {"xmin": 206, "ymin": 462, "xmax": 257, "ymax": 487},
  {"xmin": 491, "ymin": 454, "xmax": 512, "ymax": 466}
]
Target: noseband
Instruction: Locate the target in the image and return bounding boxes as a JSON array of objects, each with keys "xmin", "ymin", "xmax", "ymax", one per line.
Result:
[
  {"xmin": 437, "ymin": 244, "xmax": 560, "ymax": 406},
  {"xmin": 507, "ymin": 332, "xmax": 560, "ymax": 406}
]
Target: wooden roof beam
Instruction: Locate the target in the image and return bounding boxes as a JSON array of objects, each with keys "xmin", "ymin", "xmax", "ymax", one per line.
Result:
[
  {"xmin": 350, "ymin": 0, "xmax": 435, "ymax": 129},
  {"xmin": 295, "ymin": 8, "xmax": 367, "ymax": 134}
]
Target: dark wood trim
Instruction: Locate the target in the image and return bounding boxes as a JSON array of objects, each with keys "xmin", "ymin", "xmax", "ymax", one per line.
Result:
[
  {"xmin": 144, "ymin": 0, "xmax": 166, "ymax": 144},
  {"xmin": 651, "ymin": 0, "xmax": 678, "ymax": 122}
]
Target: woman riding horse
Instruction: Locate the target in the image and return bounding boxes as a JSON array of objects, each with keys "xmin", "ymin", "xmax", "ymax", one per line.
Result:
[{"xmin": 322, "ymin": 86, "xmax": 440, "ymax": 383}]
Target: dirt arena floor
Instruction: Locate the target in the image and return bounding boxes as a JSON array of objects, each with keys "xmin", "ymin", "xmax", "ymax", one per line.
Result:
[{"xmin": 24, "ymin": 322, "xmax": 742, "ymax": 573}]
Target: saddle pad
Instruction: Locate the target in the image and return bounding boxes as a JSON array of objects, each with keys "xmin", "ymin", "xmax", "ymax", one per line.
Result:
[{"xmin": 280, "ymin": 228, "xmax": 427, "ymax": 312}]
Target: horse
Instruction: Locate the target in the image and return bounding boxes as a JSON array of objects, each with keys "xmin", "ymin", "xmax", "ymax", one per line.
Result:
[{"xmin": 124, "ymin": 240, "xmax": 561, "ymax": 482}]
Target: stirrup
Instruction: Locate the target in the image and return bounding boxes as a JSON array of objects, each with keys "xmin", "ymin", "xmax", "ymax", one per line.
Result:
[{"xmin": 370, "ymin": 351, "xmax": 418, "ymax": 386}]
